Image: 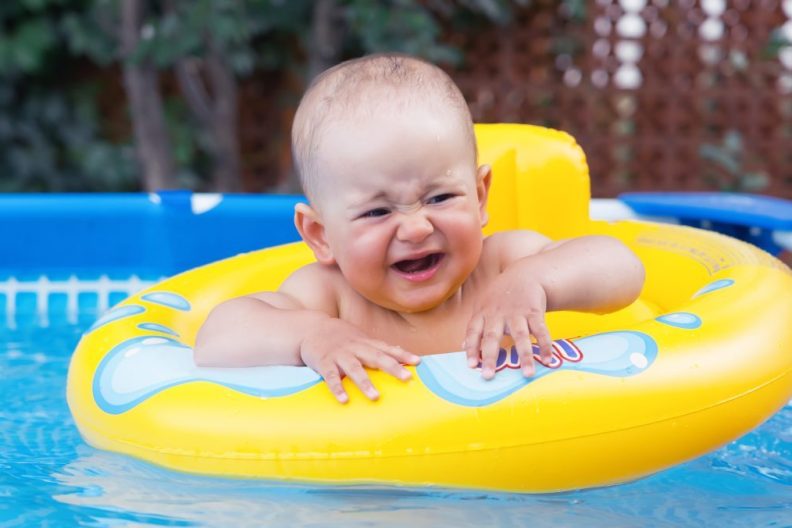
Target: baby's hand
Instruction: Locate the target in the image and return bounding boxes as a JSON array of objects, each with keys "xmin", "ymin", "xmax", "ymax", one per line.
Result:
[
  {"xmin": 299, "ymin": 318, "xmax": 421, "ymax": 403},
  {"xmin": 464, "ymin": 279, "xmax": 554, "ymax": 379}
]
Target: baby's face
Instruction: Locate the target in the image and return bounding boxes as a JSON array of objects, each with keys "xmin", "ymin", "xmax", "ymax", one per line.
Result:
[{"xmin": 312, "ymin": 103, "xmax": 488, "ymax": 313}]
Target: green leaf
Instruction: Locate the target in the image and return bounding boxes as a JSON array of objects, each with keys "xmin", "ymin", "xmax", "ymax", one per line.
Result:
[
  {"xmin": 20, "ymin": 0, "xmax": 59, "ymax": 13},
  {"xmin": 11, "ymin": 18, "xmax": 55, "ymax": 73},
  {"xmin": 739, "ymin": 172, "xmax": 769, "ymax": 191},
  {"xmin": 699, "ymin": 144, "xmax": 741, "ymax": 176}
]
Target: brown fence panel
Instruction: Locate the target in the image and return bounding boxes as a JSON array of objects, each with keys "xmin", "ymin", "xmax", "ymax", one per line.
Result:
[{"xmin": 447, "ymin": 1, "xmax": 792, "ymax": 198}]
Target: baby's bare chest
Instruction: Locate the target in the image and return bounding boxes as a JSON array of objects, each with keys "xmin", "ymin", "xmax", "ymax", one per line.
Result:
[
  {"xmin": 342, "ymin": 302, "xmax": 475, "ymax": 356},
  {"xmin": 376, "ymin": 317, "xmax": 470, "ymax": 355}
]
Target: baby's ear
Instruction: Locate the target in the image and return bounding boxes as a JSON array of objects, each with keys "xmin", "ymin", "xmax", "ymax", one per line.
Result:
[
  {"xmin": 294, "ymin": 203, "xmax": 335, "ymax": 265},
  {"xmin": 476, "ymin": 164, "xmax": 492, "ymax": 227}
]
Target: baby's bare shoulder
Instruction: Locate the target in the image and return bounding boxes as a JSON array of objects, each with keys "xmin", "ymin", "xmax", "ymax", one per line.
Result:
[
  {"xmin": 482, "ymin": 230, "xmax": 553, "ymax": 270},
  {"xmin": 263, "ymin": 262, "xmax": 342, "ymax": 316}
]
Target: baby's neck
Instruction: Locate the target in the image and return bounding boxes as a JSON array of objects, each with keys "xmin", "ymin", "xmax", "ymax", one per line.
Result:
[
  {"xmin": 392, "ymin": 287, "xmax": 467, "ymax": 327},
  {"xmin": 366, "ymin": 289, "xmax": 472, "ymax": 355}
]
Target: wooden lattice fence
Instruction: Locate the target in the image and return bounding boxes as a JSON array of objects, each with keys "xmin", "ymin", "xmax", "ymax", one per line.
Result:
[
  {"xmin": 236, "ymin": 1, "xmax": 792, "ymax": 198},
  {"xmin": 449, "ymin": 0, "xmax": 792, "ymax": 198}
]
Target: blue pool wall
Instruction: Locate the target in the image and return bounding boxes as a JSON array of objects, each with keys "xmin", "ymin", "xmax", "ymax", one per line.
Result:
[{"xmin": 2, "ymin": 191, "xmax": 305, "ymax": 281}]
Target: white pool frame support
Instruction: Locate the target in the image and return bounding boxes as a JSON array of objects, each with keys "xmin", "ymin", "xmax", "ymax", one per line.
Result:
[{"xmin": 0, "ymin": 275, "xmax": 158, "ymax": 330}]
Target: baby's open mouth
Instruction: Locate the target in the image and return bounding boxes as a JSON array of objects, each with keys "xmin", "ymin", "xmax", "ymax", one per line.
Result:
[{"xmin": 392, "ymin": 253, "xmax": 443, "ymax": 274}]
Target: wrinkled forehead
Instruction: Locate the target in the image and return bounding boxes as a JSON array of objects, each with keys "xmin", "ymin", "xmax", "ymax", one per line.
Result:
[
  {"xmin": 315, "ymin": 83, "xmax": 475, "ymax": 158},
  {"xmin": 309, "ymin": 78, "xmax": 469, "ymax": 129},
  {"xmin": 315, "ymin": 99, "xmax": 475, "ymax": 181},
  {"xmin": 308, "ymin": 113, "xmax": 478, "ymax": 216},
  {"xmin": 293, "ymin": 60, "xmax": 476, "ymax": 203},
  {"xmin": 325, "ymin": 104, "xmax": 472, "ymax": 164}
]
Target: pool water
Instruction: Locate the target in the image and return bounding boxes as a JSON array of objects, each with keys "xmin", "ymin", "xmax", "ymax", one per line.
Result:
[{"xmin": 2, "ymin": 319, "xmax": 791, "ymax": 527}]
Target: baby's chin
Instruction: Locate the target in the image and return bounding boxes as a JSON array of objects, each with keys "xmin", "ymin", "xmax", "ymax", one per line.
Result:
[{"xmin": 369, "ymin": 288, "xmax": 461, "ymax": 315}]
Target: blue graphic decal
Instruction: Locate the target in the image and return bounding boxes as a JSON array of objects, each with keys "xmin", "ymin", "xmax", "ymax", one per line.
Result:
[
  {"xmin": 417, "ymin": 331, "xmax": 658, "ymax": 407},
  {"xmin": 656, "ymin": 312, "xmax": 702, "ymax": 329},
  {"xmin": 472, "ymin": 339, "xmax": 582, "ymax": 371},
  {"xmin": 137, "ymin": 323, "xmax": 180, "ymax": 337},
  {"xmin": 693, "ymin": 279, "xmax": 735, "ymax": 298},
  {"xmin": 88, "ymin": 305, "xmax": 145, "ymax": 332},
  {"xmin": 140, "ymin": 292, "xmax": 191, "ymax": 311},
  {"xmin": 93, "ymin": 336, "xmax": 322, "ymax": 414}
]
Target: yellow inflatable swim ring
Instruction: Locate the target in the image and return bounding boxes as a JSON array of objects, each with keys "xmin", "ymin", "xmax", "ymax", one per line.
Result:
[{"xmin": 67, "ymin": 125, "xmax": 792, "ymax": 493}]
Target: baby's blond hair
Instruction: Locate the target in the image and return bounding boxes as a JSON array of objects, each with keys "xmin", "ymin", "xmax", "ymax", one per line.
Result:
[{"xmin": 291, "ymin": 53, "xmax": 475, "ymax": 201}]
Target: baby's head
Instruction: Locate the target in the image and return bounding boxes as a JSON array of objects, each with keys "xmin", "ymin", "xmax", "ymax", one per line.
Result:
[
  {"xmin": 291, "ymin": 53, "xmax": 491, "ymax": 313},
  {"xmin": 292, "ymin": 53, "xmax": 477, "ymax": 205}
]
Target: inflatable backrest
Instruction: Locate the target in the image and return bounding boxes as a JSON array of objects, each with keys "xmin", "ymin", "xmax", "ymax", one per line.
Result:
[{"xmin": 474, "ymin": 124, "xmax": 591, "ymax": 239}]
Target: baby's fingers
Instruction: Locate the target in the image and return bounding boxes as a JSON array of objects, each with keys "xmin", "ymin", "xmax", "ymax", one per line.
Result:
[
  {"xmin": 480, "ymin": 317, "xmax": 505, "ymax": 380},
  {"xmin": 527, "ymin": 313, "xmax": 554, "ymax": 365},
  {"xmin": 338, "ymin": 357, "xmax": 380, "ymax": 401},
  {"xmin": 508, "ymin": 316, "xmax": 536, "ymax": 377},
  {"xmin": 382, "ymin": 344, "xmax": 422, "ymax": 378},
  {"xmin": 379, "ymin": 343, "xmax": 421, "ymax": 367},
  {"xmin": 376, "ymin": 353, "xmax": 413, "ymax": 381},
  {"xmin": 464, "ymin": 316, "xmax": 485, "ymax": 368},
  {"xmin": 319, "ymin": 363, "xmax": 349, "ymax": 404},
  {"xmin": 359, "ymin": 343, "xmax": 415, "ymax": 382}
]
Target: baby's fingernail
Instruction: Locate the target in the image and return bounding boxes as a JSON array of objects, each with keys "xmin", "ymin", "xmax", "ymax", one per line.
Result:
[
  {"xmin": 410, "ymin": 354, "xmax": 421, "ymax": 363},
  {"xmin": 400, "ymin": 369, "xmax": 412, "ymax": 380},
  {"xmin": 368, "ymin": 390, "xmax": 380, "ymax": 400},
  {"xmin": 482, "ymin": 368, "xmax": 495, "ymax": 379},
  {"xmin": 337, "ymin": 393, "xmax": 349, "ymax": 404},
  {"xmin": 468, "ymin": 357, "xmax": 479, "ymax": 368},
  {"xmin": 523, "ymin": 367, "xmax": 535, "ymax": 377}
]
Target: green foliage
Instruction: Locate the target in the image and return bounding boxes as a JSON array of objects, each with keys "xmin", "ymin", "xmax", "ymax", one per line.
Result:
[
  {"xmin": 0, "ymin": 0, "xmax": 520, "ymax": 192},
  {"xmin": 764, "ymin": 27, "xmax": 791, "ymax": 59},
  {"xmin": 0, "ymin": 83, "xmax": 139, "ymax": 192},
  {"xmin": 69, "ymin": 0, "xmax": 313, "ymax": 73},
  {"xmin": 699, "ymin": 130, "xmax": 769, "ymax": 192},
  {"xmin": 343, "ymin": 0, "xmax": 461, "ymax": 64},
  {"xmin": 0, "ymin": 0, "xmax": 139, "ymax": 192},
  {"xmin": 61, "ymin": 4, "xmax": 118, "ymax": 66},
  {"xmin": 0, "ymin": 18, "xmax": 56, "ymax": 74},
  {"xmin": 163, "ymin": 98, "xmax": 214, "ymax": 190},
  {"xmin": 559, "ymin": 0, "xmax": 586, "ymax": 22},
  {"xmin": 341, "ymin": 0, "xmax": 518, "ymax": 65}
]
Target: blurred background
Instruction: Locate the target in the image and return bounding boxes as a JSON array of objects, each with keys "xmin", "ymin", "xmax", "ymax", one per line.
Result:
[{"xmin": 1, "ymin": 0, "xmax": 790, "ymax": 198}]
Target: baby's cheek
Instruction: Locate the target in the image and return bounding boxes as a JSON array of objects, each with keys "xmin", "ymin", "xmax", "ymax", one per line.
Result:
[
  {"xmin": 344, "ymin": 231, "xmax": 393, "ymax": 273},
  {"xmin": 364, "ymin": 239, "xmax": 391, "ymax": 262}
]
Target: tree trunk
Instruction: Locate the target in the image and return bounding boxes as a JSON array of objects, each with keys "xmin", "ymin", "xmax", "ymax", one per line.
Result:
[
  {"xmin": 277, "ymin": 0, "xmax": 344, "ymax": 193},
  {"xmin": 205, "ymin": 43, "xmax": 241, "ymax": 193},
  {"xmin": 120, "ymin": 0, "xmax": 177, "ymax": 192},
  {"xmin": 174, "ymin": 42, "xmax": 241, "ymax": 192},
  {"xmin": 308, "ymin": 0, "xmax": 345, "ymax": 82}
]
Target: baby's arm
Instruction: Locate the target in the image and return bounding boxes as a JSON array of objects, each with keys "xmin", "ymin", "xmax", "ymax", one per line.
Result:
[
  {"xmin": 465, "ymin": 232, "xmax": 644, "ymax": 378},
  {"xmin": 193, "ymin": 266, "xmax": 419, "ymax": 403}
]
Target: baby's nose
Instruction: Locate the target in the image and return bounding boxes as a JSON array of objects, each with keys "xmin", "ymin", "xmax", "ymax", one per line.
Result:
[{"xmin": 396, "ymin": 211, "xmax": 433, "ymax": 242}]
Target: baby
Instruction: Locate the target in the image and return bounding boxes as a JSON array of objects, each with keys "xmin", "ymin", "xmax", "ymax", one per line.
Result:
[{"xmin": 194, "ymin": 53, "xmax": 645, "ymax": 403}]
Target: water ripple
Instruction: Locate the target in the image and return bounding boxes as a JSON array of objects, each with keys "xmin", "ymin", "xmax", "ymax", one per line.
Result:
[{"xmin": 3, "ymin": 322, "xmax": 791, "ymax": 528}]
